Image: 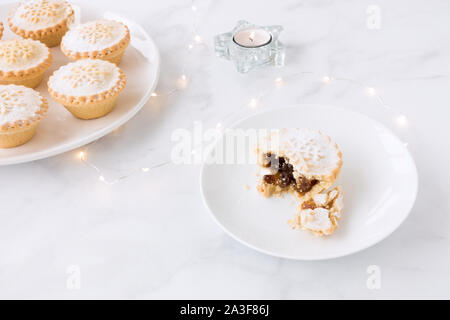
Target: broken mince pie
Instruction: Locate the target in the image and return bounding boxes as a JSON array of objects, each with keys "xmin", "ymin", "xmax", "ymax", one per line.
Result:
[
  {"xmin": 255, "ymin": 128, "xmax": 344, "ymax": 236},
  {"xmin": 256, "ymin": 128, "xmax": 343, "ymax": 200}
]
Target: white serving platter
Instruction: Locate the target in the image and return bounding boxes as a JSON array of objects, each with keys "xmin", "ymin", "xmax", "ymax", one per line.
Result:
[{"xmin": 0, "ymin": 0, "xmax": 160, "ymax": 165}]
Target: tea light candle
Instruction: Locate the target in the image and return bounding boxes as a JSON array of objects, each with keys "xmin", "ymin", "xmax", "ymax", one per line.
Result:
[
  {"xmin": 215, "ymin": 20, "xmax": 285, "ymax": 72},
  {"xmin": 233, "ymin": 28, "xmax": 272, "ymax": 48}
]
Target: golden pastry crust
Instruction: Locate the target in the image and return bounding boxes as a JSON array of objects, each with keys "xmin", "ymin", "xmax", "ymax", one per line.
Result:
[
  {"xmin": 47, "ymin": 68, "xmax": 126, "ymax": 106},
  {"xmin": 0, "ymin": 95, "xmax": 48, "ymax": 132},
  {"xmin": 8, "ymin": 1, "xmax": 74, "ymax": 47},
  {"xmin": 0, "ymin": 22, "xmax": 4, "ymax": 40},
  {"xmin": 0, "ymin": 41, "xmax": 52, "ymax": 82},
  {"xmin": 61, "ymin": 24, "xmax": 130, "ymax": 64}
]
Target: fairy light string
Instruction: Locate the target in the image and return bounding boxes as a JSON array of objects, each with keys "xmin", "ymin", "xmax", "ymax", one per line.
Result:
[{"xmin": 78, "ymin": 0, "xmax": 410, "ymax": 184}]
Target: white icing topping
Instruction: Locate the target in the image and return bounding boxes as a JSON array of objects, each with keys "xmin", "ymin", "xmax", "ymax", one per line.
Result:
[
  {"xmin": 0, "ymin": 85, "xmax": 43, "ymax": 125},
  {"xmin": 48, "ymin": 59, "xmax": 120, "ymax": 96},
  {"xmin": 0, "ymin": 39, "xmax": 49, "ymax": 71},
  {"xmin": 297, "ymin": 187, "xmax": 343, "ymax": 234},
  {"xmin": 62, "ymin": 20, "xmax": 127, "ymax": 52},
  {"xmin": 312, "ymin": 193, "xmax": 328, "ymax": 206},
  {"xmin": 300, "ymin": 208, "xmax": 332, "ymax": 232},
  {"xmin": 258, "ymin": 128, "xmax": 342, "ymax": 177},
  {"xmin": 10, "ymin": 0, "xmax": 72, "ymax": 31}
]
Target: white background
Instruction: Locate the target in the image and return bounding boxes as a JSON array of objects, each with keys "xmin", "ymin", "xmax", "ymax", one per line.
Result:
[{"xmin": 0, "ymin": 0, "xmax": 449, "ymax": 299}]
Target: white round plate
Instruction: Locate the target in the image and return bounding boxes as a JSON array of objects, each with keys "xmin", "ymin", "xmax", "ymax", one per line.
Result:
[
  {"xmin": 201, "ymin": 105, "xmax": 418, "ymax": 260},
  {"xmin": 0, "ymin": 1, "xmax": 160, "ymax": 165}
]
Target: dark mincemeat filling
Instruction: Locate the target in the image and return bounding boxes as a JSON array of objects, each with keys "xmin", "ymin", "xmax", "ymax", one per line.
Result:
[
  {"xmin": 301, "ymin": 200, "xmax": 318, "ymax": 210},
  {"xmin": 301, "ymin": 197, "xmax": 335, "ymax": 211},
  {"xmin": 261, "ymin": 153, "xmax": 319, "ymax": 193}
]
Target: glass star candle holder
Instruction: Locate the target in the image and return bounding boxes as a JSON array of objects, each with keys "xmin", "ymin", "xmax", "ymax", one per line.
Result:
[{"xmin": 214, "ymin": 20, "xmax": 285, "ymax": 73}]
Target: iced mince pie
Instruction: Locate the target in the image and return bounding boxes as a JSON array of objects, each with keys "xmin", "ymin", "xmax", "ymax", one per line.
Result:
[
  {"xmin": 0, "ymin": 84, "xmax": 48, "ymax": 148},
  {"xmin": 61, "ymin": 19, "xmax": 130, "ymax": 65},
  {"xmin": 8, "ymin": 0, "xmax": 74, "ymax": 47},
  {"xmin": 47, "ymin": 58, "xmax": 126, "ymax": 119},
  {"xmin": 289, "ymin": 187, "xmax": 344, "ymax": 236},
  {"xmin": 256, "ymin": 128, "xmax": 343, "ymax": 201},
  {"xmin": 0, "ymin": 38, "xmax": 52, "ymax": 88}
]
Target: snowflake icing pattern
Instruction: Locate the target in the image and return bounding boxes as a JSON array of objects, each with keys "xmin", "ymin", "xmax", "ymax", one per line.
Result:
[
  {"xmin": 79, "ymin": 22, "xmax": 116, "ymax": 44},
  {"xmin": 64, "ymin": 63, "xmax": 110, "ymax": 88},
  {"xmin": 286, "ymin": 135, "xmax": 325, "ymax": 164},
  {"xmin": 19, "ymin": 0, "xmax": 63, "ymax": 24},
  {"xmin": 0, "ymin": 40, "xmax": 35, "ymax": 64},
  {"xmin": 0, "ymin": 89, "xmax": 26, "ymax": 115}
]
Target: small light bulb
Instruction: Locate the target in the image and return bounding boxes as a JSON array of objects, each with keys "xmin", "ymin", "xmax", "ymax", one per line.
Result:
[
  {"xmin": 216, "ymin": 122, "xmax": 223, "ymax": 129},
  {"xmin": 396, "ymin": 115, "xmax": 409, "ymax": 127},
  {"xmin": 191, "ymin": 5, "xmax": 197, "ymax": 11},
  {"xmin": 275, "ymin": 77, "xmax": 283, "ymax": 87},
  {"xmin": 322, "ymin": 76, "xmax": 332, "ymax": 84},
  {"xmin": 194, "ymin": 35, "xmax": 202, "ymax": 43},
  {"xmin": 188, "ymin": 44, "xmax": 194, "ymax": 50},
  {"xmin": 142, "ymin": 168, "xmax": 150, "ymax": 172},
  {"xmin": 177, "ymin": 75, "xmax": 188, "ymax": 89},
  {"xmin": 78, "ymin": 151, "xmax": 85, "ymax": 160},
  {"xmin": 249, "ymin": 98, "xmax": 259, "ymax": 108},
  {"xmin": 151, "ymin": 92, "xmax": 157, "ymax": 97},
  {"xmin": 366, "ymin": 87, "xmax": 377, "ymax": 96},
  {"xmin": 99, "ymin": 176, "xmax": 105, "ymax": 182}
]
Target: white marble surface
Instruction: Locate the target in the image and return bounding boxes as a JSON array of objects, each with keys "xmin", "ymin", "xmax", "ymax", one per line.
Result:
[{"xmin": 0, "ymin": 0, "xmax": 449, "ymax": 299}]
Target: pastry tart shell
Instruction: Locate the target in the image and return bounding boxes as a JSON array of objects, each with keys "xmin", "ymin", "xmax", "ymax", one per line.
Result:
[
  {"xmin": 0, "ymin": 48, "xmax": 52, "ymax": 88},
  {"xmin": 61, "ymin": 26, "xmax": 130, "ymax": 65},
  {"xmin": 8, "ymin": 5, "xmax": 75, "ymax": 47},
  {"xmin": 0, "ymin": 95, "xmax": 48, "ymax": 148},
  {"xmin": 47, "ymin": 68, "xmax": 127, "ymax": 119}
]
